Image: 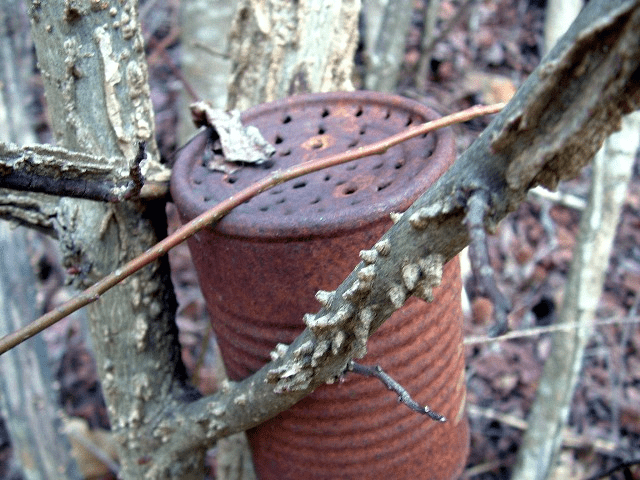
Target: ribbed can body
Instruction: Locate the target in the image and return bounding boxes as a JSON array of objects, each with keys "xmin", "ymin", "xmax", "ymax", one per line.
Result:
[
  {"xmin": 244, "ymin": 261, "xmax": 467, "ymax": 480},
  {"xmin": 171, "ymin": 92, "xmax": 469, "ymax": 479}
]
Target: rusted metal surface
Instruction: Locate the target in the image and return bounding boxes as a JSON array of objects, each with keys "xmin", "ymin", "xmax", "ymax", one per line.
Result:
[
  {"xmin": 247, "ymin": 261, "xmax": 468, "ymax": 480},
  {"xmin": 171, "ymin": 91, "xmax": 467, "ymax": 479},
  {"xmin": 171, "ymin": 91, "xmax": 454, "ymax": 239}
]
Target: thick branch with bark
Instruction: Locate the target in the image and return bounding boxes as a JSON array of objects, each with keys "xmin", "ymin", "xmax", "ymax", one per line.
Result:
[
  {"xmin": 138, "ymin": 0, "xmax": 640, "ymax": 467},
  {"xmin": 0, "ymin": 142, "xmax": 146, "ymax": 201}
]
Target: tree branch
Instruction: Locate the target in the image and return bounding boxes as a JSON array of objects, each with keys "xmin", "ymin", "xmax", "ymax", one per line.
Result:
[
  {"xmin": 0, "ymin": 142, "xmax": 166, "ymax": 201},
  {"xmin": 151, "ymin": 0, "xmax": 640, "ymax": 462},
  {"xmin": 464, "ymin": 189, "xmax": 511, "ymax": 336},
  {"xmin": 0, "ymin": 103, "xmax": 502, "ymax": 355},
  {"xmin": 348, "ymin": 361, "xmax": 446, "ymax": 422}
]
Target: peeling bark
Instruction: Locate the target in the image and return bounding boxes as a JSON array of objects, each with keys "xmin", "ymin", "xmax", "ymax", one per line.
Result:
[
  {"xmin": 0, "ymin": 142, "xmax": 144, "ymax": 201},
  {"xmin": 0, "ymin": 189, "xmax": 59, "ymax": 236}
]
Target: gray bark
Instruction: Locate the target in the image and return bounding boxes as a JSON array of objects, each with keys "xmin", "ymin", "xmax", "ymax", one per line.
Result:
[
  {"xmin": 26, "ymin": 1, "xmax": 203, "ymax": 478},
  {"xmin": 226, "ymin": 0, "xmax": 360, "ymax": 110},
  {"xmin": 0, "ymin": 3, "xmax": 80, "ymax": 476},
  {"xmin": 0, "ymin": 225, "xmax": 82, "ymax": 480},
  {"xmin": 0, "ymin": 0, "xmax": 59, "ymax": 236},
  {"xmin": 177, "ymin": 0, "xmax": 236, "ymax": 143},
  {"xmin": 362, "ymin": 0, "xmax": 414, "ymax": 91}
]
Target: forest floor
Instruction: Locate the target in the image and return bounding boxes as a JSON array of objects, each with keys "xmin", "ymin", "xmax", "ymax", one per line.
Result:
[{"xmin": 2, "ymin": 0, "xmax": 640, "ymax": 479}]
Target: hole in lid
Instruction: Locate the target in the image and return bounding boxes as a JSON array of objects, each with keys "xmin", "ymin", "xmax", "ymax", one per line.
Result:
[
  {"xmin": 276, "ymin": 197, "xmax": 286, "ymax": 204},
  {"xmin": 348, "ymin": 139, "xmax": 359, "ymax": 148},
  {"xmin": 359, "ymin": 126, "xmax": 367, "ymax": 135},
  {"xmin": 274, "ymin": 135, "xmax": 284, "ymax": 144},
  {"xmin": 377, "ymin": 181, "xmax": 391, "ymax": 191},
  {"xmin": 335, "ymin": 179, "xmax": 346, "ymax": 186},
  {"xmin": 226, "ymin": 176, "xmax": 238, "ymax": 184},
  {"xmin": 351, "ymin": 199, "xmax": 362, "ymax": 205},
  {"xmin": 310, "ymin": 196, "xmax": 321, "ymax": 205},
  {"xmin": 292, "ymin": 181, "xmax": 306, "ymax": 189},
  {"xmin": 193, "ymin": 178, "xmax": 202, "ymax": 185},
  {"xmin": 346, "ymin": 164, "xmax": 357, "ymax": 171},
  {"xmin": 421, "ymin": 132, "xmax": 429, "ymax": 138},
  {"xmin": 318, "ymin": 125, "xmax": 326, "ymax": 134},
  {"xmin": 270, "ymin": 188, "xmax": 284, "ymax": 195},
  {"xmin": 384, "ymin": 109, "xmax": 391, "ymax": 119},
  {"xmin": 355, "ymin": 106, "xmax": 363, "ymax": 117},
  {"xmin": 343, "ymin": 185, "xmax": 357, "ymax": 195},
  {"xmin": 259, "ymin": 206, "xmax": 269, "ymax": 212},
  {"xmin": 372, "ymin": 162, "xmax": 383, "ymax": 170},
  {"xmin": 406, "ymin": 116, "xmax": 413, "ymax": 126},
  {"xmin": 282, "ymin": 114, "xmax": 292, "ymax": 124},
  {"xmin": 321, "ymin": 108, "xmax": 330, "ymax": 118},
  {"xmin": 394, "ymin": 161, "xmax": 404, "ymax": 169},
  {"xmin": 203, "ymin": 195, "xmax": 212, "ymax": 202},
  {"xmin": 323, "ymin": 174, "xmax": 332, "ymax": 181},
  {"xmin": 279, "ymin": 148, "xmax": 292, "ymax": 157}
]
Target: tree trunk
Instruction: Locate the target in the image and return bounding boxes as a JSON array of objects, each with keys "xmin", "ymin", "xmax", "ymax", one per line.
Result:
[
  {"xmin": 226, "ymin": 0, "xmax": 360, "ymax": 110},
  {"xmin": 26, "ymin": 2, "xmax": 203, "ymax": 477},
  {"xmin": 0, "ymin": 225, "xmax": 82, "ymax": 480},
  {"xmin": 0, "ymin": 2, "xmax": 80, "ymax": 476},
  {"xmin": 177, "ymin": 0, "xmax": 237, "ymax": 143},
  {"xmin": 362, "ymin": 0, "xmax": 414, "ymax": 91},
  {"xmin": 544, "ymin": 0, "xmax": 583, "ymax": 54}
]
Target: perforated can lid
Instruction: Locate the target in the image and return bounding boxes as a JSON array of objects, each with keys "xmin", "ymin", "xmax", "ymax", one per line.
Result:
[{"xmin": 171, "ymin": 91, "xmax": 455, "ymax": 240}]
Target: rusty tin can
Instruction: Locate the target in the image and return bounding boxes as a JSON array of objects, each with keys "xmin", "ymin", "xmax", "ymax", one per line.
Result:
[{"xmin": 171, "ymin": 91, "xmax": 468, "ymax": 479}]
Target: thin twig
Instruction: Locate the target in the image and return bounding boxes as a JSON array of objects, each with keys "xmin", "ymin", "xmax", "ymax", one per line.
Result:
[
  {"xmin": 464, "ymin": 315, "xmax": 640, "ymax": 345},
  {"xmin": 65, "ymin": 429, "xmax": 120, "ymax": 475},
  {"xmin": 348, "ymin": 361, "xmax": 446, "ymax": 422},
  {"xmin": 191, "ymin": 40, "xmax": 230, "ymax": 59},
  {"xmin": 0, "ymin": 103, "xmax": 503, "ymax": 355}
]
